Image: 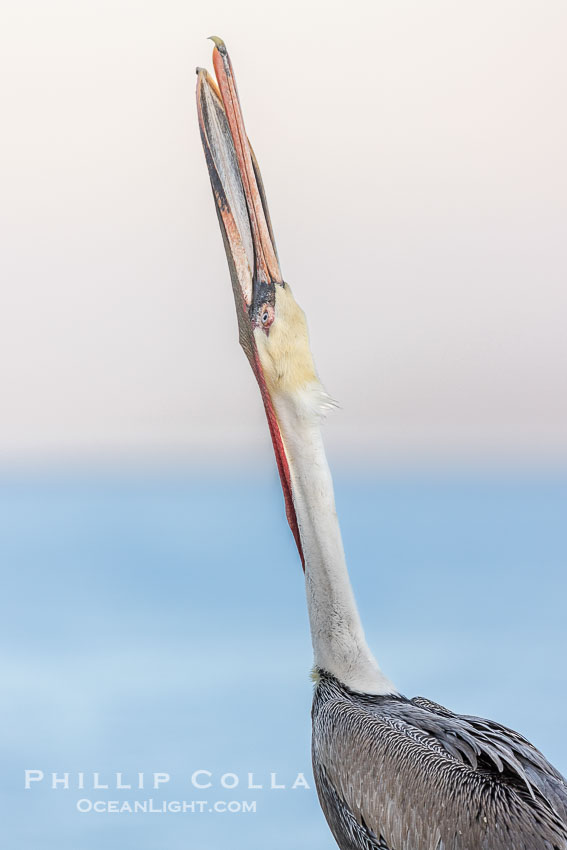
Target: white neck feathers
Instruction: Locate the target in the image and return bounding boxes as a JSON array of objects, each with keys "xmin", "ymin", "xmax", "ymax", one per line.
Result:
[{"xmin": 272, "ymin": 382, "xmax": 397, "ymax": 696}]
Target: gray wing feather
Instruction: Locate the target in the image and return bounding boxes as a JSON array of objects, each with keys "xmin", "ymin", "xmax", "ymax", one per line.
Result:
[{"xmin": 312, "ymin": 674, "xmax": 567, "ymax": 850}]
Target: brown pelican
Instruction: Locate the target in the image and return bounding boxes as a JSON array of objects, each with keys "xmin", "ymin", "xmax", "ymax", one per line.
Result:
[{"xmin": 196, "ymin": 38, "xmax": 567, "ymax": 850}]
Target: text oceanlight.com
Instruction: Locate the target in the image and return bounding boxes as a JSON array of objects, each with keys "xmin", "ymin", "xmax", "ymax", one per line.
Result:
[{"xmin": 77, "ymin": 798, "xmax": 258, "ymax": 814}]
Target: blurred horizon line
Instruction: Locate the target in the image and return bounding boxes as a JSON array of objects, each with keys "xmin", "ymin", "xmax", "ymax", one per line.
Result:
[{"xmin": 1, "ymin": 447, "xmax": 566, "ymax": 479}]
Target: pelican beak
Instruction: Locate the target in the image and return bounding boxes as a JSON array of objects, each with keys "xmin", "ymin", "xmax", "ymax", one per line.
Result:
[
  {"xmin": 196, "ymin": 38, "xmax": 283, "ymax": 363},
  {"xmin": 196, "ymin": 38, "xmax": 304, "ymax": 569}
]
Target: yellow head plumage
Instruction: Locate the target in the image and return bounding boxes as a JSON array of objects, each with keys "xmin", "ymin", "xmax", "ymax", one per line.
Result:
[{"xmin": 255, "ymin": 284, "xmax": 318, "ymax": 397}]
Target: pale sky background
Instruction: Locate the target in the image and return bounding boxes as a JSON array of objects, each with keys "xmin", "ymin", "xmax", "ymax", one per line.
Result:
[{"xmin": 1, "ymin": 0, "xmax": 566, "ymax": 464}]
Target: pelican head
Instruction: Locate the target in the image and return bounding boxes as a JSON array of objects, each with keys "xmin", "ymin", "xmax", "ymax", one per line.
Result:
[{"xmin": 197, "ymin": 37, "xmax": 321, "ymax": 565}]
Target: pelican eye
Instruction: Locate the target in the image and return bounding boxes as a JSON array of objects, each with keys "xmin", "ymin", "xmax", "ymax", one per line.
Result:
[{"xmin": 259, "ymin": 303, "xmax": 274, "ymax": 330}]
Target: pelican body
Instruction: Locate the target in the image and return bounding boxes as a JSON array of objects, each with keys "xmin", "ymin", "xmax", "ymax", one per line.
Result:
[{"xmin": 196, "ymin": 39, "xmax": 567, "ymax": 850}]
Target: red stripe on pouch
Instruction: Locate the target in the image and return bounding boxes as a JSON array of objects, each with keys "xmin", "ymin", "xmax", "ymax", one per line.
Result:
[{"xmin": 253, "ymin": 353, "xmax": 305, "ymax": 571}]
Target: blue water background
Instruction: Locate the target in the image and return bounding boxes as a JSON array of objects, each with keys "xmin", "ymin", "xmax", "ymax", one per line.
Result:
[{"xmin": 1, "ymin": 465, "xmax": 566, "ymax": 849}]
